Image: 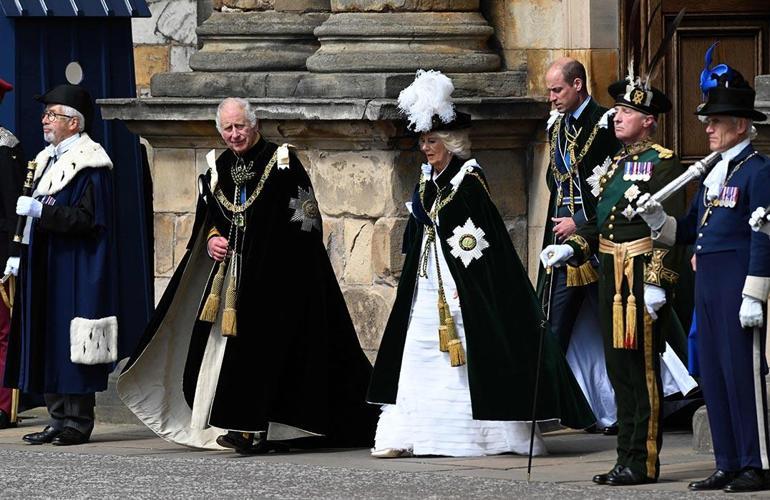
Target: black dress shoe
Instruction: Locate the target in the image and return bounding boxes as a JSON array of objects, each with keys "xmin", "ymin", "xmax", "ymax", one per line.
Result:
[
  {"xmin": 607, "ymin": 466, "xmax": 654, "ymax": 486},
  {"xmin": 51, "ymin": 427, "xmax": 89, "ymax": 446},
  {"xmin": 592, "ymin": 464, "xmax": 624, "ymax": 484},
  {"xmin": 583, "ymin": 424, "xmax": 599, "ymax": 434},
  {"xmin": 602, "ymin": 424, "xmax": 618, "ymax": 436},
  {"xmin": 0, "ymin": 410, "xmax": 17, "ymax": 429},
  {"xmin": 236, "ymin": 439, "xmax": 290, "ymax": 455},
  {"xmin": 216, "ymin": 431, "xmax": 254, "ymax": 450},
  {"xmin": 688, "ymin": 469, "xmax": 737, "ymax": 490},
  {"xmin": 23, "ymin": 426, "xmax": 61, "ymax": 445},
  {"xmin": 724, "ymin": 469, "xmax": 768, "ymax": 493}
]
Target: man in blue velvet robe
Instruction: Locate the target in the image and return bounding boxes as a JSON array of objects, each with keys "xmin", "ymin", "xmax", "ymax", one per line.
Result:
[{"xmin": 3, "ymin": 84, "xmax": 117, "ymax": 446}]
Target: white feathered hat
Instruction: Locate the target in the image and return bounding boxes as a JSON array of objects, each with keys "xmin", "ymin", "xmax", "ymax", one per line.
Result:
[{"xmin": 398, "ymin": 69, "xmax": 471, "ymax": 133}]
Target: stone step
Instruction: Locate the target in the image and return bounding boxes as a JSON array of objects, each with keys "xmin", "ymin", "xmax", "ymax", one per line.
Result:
[{"xmin": 150, "ymin": 71, "xmax": 526, "ymax": 99}]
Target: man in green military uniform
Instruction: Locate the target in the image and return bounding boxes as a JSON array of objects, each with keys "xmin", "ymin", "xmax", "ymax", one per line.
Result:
[{"xmin": 541, "ymin": 79, "xmax": 686, "ymax": 485}]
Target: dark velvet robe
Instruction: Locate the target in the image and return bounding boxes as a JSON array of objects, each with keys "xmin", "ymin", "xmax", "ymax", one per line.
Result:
[
  {"xmin": 121, "ymin": 138, "xmax": 377, "ymax": 448},
  {"xmin": 368, "ymin": 157, "xmax": 595, "ymax": 428}
]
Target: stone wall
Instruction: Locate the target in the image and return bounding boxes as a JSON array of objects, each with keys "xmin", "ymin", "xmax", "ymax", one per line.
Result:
[{"xmin": 131, "ymin": 0, "xmax": 199, "ymax": 96}]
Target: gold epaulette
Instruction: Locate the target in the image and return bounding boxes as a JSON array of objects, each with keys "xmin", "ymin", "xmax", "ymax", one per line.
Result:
[{"xmin": 650, "ymin": 143, "xmax": 673, "ymax": 159}]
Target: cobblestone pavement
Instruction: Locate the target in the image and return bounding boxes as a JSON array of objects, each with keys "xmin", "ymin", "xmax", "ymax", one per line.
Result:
[{"xmin": 0, "ymin": 417, "xmax": 762, "ymax": 498}]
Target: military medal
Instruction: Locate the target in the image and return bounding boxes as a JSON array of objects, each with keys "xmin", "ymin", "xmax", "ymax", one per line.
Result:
[
  {"xmin": 716, "ymin": 186, "xmax": 739, "ymax": 208},
  {"xmin": 624, "ymin": 184, "xmax": 641, "ymax": 202},
  {"xmin": 623, "ymin": 161, "xmax": 653, "ymax": 182}
]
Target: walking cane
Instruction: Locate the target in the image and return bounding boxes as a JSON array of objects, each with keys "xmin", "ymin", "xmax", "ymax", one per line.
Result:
[{"xmin": 527, "ymin": 250, "xmax": 556, "ymax": 481}]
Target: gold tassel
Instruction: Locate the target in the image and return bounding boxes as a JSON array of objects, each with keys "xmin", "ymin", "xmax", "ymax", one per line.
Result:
[
  {"xmin": 613, "ymin": 293, "xmax": 624, "ymax": 348},
  {"xmin": 448, "ymin": 339, "xmax": 466, "ymax": 367},
  {"xmin": 199, "ymin": 261, "xmax": 227, "ymax": 322},
  {"xmin": 221, "ymin": 277, "xmax": 237, "ymax": 337},
  {"xmin": 566, "ymin": 262, "xmax": 599, "ymax": 287},
  {"xmin": 437, "ymin": 295, "xmax": 450, "ymax": 352},
  {"xmin": 625, "ymin": 294, "xmax": 637, "ymax": 349}
]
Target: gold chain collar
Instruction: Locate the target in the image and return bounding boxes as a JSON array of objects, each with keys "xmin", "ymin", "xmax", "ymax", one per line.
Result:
[{"xmin": 214, "ymin": 151, "xmax": 278, "ymax": 214}]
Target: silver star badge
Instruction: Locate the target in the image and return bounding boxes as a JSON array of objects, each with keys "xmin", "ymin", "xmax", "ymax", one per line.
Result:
[{"xmin": 289, "ymin": 186, "xmax": 322, "ymax": 232}]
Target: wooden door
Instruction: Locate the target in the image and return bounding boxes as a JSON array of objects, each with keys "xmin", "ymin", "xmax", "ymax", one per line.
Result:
[{"xmin": 620, "ymin": 0, "xmax": 770, "ymax": 163}]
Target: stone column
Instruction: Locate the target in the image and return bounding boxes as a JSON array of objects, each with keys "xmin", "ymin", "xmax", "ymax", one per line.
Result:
[
  {"xmin": 189, "ymin": 0, "xmax": 329, "ymax": 72},
  {"xmin": 307, "ymin": 0, "xmax": 499, "ymax": 73}
]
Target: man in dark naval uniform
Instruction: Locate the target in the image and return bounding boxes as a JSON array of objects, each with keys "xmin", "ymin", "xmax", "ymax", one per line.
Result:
[
  {"xmin": 118, "ymin": 97, "xmax": 377, "ymax": 454},
  {"xmin": 0, "ymin": 78, "xmax": 24, "ymax": 429},
  {"xmin": 539, "ymin": 57, "xmax": 621, "ymax": 433},
  {"xmin": 542, "ymin": 79, "xmax": 686, "ymax": 486},
  {"xmin": 639, "ymin": 68, "xmax": 770, "ymax": 493},
  {"xmin": 4, "ymin": 84, "xmax": 119, "ymax": 446}
]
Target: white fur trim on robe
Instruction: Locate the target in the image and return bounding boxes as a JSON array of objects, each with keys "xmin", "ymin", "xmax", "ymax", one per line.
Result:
[{"xmin": 70, "ymin": 316, "xmax": 118, "ymax": 365}]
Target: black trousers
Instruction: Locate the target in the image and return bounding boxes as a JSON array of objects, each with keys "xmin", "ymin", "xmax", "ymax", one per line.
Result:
[
  {"xmin": 44, "ymin": 393, "xmax": 95, "ymax": 436},
  {"xmin": 547, "ymin": 266, "xmax": 597, "ymax": 353}
]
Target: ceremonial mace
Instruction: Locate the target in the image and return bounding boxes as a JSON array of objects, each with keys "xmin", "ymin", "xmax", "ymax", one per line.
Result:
[
  {"xmin": 633, "ymin": 152, "xmax": 721, "ymax": 214},
  {"xmin": 0, "ymin": 160, "xmax": 38, "ymax": 424}
]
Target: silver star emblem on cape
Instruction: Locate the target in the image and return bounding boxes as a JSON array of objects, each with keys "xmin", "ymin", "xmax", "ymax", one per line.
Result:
[
  {"xmin": 289, "ymin": 185, "xmax": 322, "ymax": 232},
  {"xmin": 447, "ymin": 218, "xmax": 490, "ymax": 267},
  {"xmin": 587, "ymin": 157, "xmax": 612, "ymax": 197}
]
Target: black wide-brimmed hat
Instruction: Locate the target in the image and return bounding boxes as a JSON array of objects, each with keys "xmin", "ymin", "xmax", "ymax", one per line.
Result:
[
  {"xmin": 398, "ymin": 69, "xmax": 471, "ymax": 134},
  {"xmin": 608, "ymin": 80, "xmax": 672, "ymax": 116},
  {"xmin": 417, "ymin": 110, "xmax": 471, "ymax": 134},
  {"xmin": 696, "ymin": 69, "xmax": 766, "ymax": 122},
  {"xmin": 35, "ymin": 84, "xmax": 94, "ymax": 129}
]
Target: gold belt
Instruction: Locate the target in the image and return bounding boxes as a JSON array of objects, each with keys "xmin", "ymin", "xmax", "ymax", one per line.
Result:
[{"xmin": 599, "ymin": 236, "xmax": 653, "ymax": 350}]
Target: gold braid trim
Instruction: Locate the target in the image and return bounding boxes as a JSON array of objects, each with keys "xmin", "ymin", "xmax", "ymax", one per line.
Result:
[
  {"xmin": 644, "ymin": 249, "xmax": 679, "ymax": 287},
  {"xmin": 565, "ymin": 234, "xmax": 592, "ymax": 261},
  {"xmin": 214, "ymin": 151, "xmax": 278, "ymax": 214},
  {"xmin": 650, "ymin": 143, "xmax": 673, "ymax": 159},
  {"xmin": 207, "ymin": 226, "xmax": 222, "ymax": 240},
  {"xmin": 567, "ymin": 262, "xmax": 599, "ymax": 287}
]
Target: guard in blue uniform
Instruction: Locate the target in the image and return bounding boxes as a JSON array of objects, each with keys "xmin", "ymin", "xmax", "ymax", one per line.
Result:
[{"xmin": 639, "ymin": 66, "xmax": 770, "ymax": 493}]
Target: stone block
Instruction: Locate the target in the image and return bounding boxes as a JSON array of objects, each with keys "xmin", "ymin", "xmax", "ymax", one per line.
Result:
[
  {"xmin": 527, "ymin": 224, "xmax": 545, "ymax": 282},
  {"xmin": 372, "ymin": 217, "xmax": 408, "ymax": 280},
  {"xmin": 323, "ymin": 216, "xmax": 345, "ymax": 279},
  {"xmin": 692, "ymin": 405, "xmax": 713, "ymax": 454},
  {"xmin": 275, "ymin": 0, "xmax": 330, "ymax": 11},
  {"xmin": 343, "ymin": 219, "xmax": 374, "ymax": 285},
  {"xmin": 526, "ymin": 48, "xmax": 566, "ymax": 97},
  {"xmin": 309, "ymin": 150, "xmax": 408, "ymax": 218},
  {"xmin": 341, "ymin": 285, "xmax": 396, "ymax": 351},
  {"xmin": 151, "ymin": 149, "xmax": 198, "ymax": 212},
  {"xmin": 528, "ymin": 141, "xmax": 550, "ymax": 227},
  {"xmin": 222, "ymin": 0, "xmax": 273, "ymax": 9},
  {"xmin": 131, "ymin": 1, "xmax": 173, "ymax": 45},
  {"xmin": 133, "ymin": 45, "xmax": 170, "ymax": 89},
  {"xmin": 174, "ymin": 214, "xmax": 195, "ymax": 269},
  {"xmin": 505, "ymin": 216, "xmax": 528, "ymax": 271},
  {"xmin": 507, "ymin": 0, "xmax": 566, "ymax": 49},
  {"xmin": 308, "ymin": 12, "xmax": 500, "ymax": 73},
  {"xmin": 473, "ymin": 149, "xmax": 527, "ymax": 218},
  {"xmin": 330, "ymin": 0, "xmax": 477, "ymax": 11},
  {"xmin": 154, "ymin": 213, "xmax": 175, "ymax": 277},
  {"xmin": 154, "ymin": 277, "xmax": 171, "ymax": 306},
  {"xmin": 157, "ymin": 0, "xmax": 198, "ymax": 45},
  {"xmin": 563, "ymin": 49, "xmax": 618, "ymax": 107},
  {"xmin": 170, "ymin": 46, "xmax": 196, "ymax": 73}
]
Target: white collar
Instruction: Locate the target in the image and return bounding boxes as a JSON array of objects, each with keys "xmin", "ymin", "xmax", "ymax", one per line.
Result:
[
  {"xmin": 45, "ymin": 133, "xmax": 81, "ymax": 159},
  {"xmin": 571, "ymin": 96, "xmax": 592, "ymax": 121},
  {"xmin": 703, "ymin": 138, "xmax": 751, "ymax": 200}
]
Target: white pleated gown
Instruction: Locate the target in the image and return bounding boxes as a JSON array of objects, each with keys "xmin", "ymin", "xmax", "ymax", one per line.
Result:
[{"xmin": 374, "ymin": 228, "xmax": 546, "ymax": 457}]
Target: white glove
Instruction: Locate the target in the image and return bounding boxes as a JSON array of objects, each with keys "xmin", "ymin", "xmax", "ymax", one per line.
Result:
[
  {"xmin": 739, "ymin": 296, "xmax": 764, "ymax": 329},
  {"xmin": 540, "ymin": 244, "xmax": 574, "ymax": 268},
  {"xmin": 749, "ymin": 206, "xmax": 770, "ymax": 234},
  {"xmin": 4, "ymin": 257, "xmax": 19, "ymax": 277},
  {"xmin": 644, "ymin": 284, "xmax": 667, "ymax": 320},
  {"xmin": 636, "ymin": 193, "xmax": 667, "ymax": 231},
  {"xmin": 16, "ymin": 196, "xmax": 43, "ymax": 219}
]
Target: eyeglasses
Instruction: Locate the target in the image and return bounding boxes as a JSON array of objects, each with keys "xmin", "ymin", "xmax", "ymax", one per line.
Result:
[{"xmin": 41, "ymin": 110, "xmax": 75, "ymax": 122}]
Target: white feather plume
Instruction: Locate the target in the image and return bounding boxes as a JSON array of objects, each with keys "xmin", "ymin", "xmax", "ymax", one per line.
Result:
[
  {"xmin": 398, "ymin": 69, "xmax": 456, "ymax": 133},
  {"xmin": 626, "ymin": 56, "xmax": 635, "ymax": 85}
]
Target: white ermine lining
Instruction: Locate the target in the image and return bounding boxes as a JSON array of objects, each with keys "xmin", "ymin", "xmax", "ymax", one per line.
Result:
[
  {"xmin": 33, "ymin": 134, "xmax": 113, "ymax": 198},
  {"xmin": 70, "ymin": 316, "xmax": 118, "ymax": 365}
]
